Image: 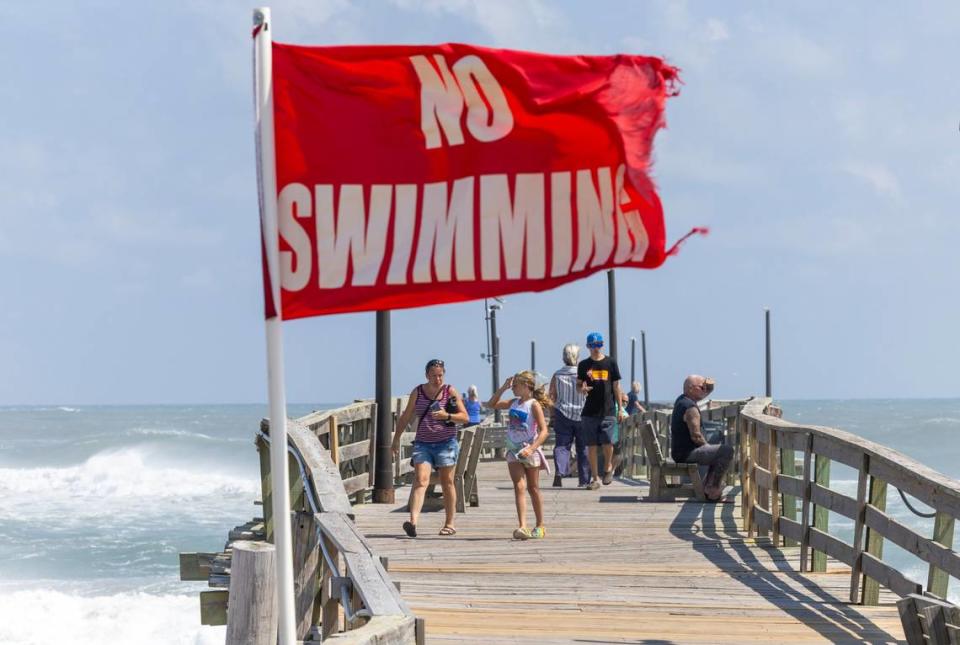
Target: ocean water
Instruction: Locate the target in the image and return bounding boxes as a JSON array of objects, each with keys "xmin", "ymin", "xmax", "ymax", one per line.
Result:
[
  {"xmin": 0, "ymin": 404, "xmax": 333, "ymax": 645},
  {"xmin": 0, "ymin": 400, "xmax": 957, "ymax": 643}
]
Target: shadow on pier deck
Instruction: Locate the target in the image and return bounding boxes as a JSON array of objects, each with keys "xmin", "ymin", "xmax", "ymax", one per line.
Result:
[{"xmin": 353, "ymin": 460, "xmax": 904, "ymax": 644}]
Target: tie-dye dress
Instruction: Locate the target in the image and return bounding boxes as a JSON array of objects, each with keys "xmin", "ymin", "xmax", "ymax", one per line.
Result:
[{"xmin": 505, "ymin": 398, "xmax": 551, "ymax": 473}]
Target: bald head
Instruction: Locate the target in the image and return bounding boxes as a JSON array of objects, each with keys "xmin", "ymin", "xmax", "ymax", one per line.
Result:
[{"xmin": 683, "ymin": 374, "xmax": 715, "ymax": 401}]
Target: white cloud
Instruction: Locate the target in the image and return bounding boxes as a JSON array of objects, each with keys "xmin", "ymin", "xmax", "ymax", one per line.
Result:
[{"xmin": 839, "ymin": 161, "xmax": 902, "ymax": 200}]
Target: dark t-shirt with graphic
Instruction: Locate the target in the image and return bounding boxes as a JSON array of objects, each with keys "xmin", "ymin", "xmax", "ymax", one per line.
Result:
[{"xmin": 577, "ymin": 355, "xmax": 622, "ymax": 418}]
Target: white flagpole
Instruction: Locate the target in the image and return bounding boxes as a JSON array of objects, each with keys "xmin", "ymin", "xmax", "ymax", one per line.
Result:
[{"xmin": 253, "ymin": 8, "xmax": 297, "ymax": 645}]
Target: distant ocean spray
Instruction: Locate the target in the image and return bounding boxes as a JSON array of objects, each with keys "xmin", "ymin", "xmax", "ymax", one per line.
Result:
[{"xmin": 0, "ymin": 400, "xmax": 957, "ymax": 644}]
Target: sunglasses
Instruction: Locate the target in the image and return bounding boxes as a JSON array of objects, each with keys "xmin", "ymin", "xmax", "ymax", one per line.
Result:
[
  {"xmin": 426, "ymin": 359, "xmax": 445, "ymax": 368},
  {"xmin": 587, "ymin": 342, "xmax": 604, "ymax": 349}
]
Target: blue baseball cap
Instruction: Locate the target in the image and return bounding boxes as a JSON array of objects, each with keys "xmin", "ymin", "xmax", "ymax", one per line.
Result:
[{"xmin": 586, "ymin": 332, "xmax": 604, "ymax": 348}]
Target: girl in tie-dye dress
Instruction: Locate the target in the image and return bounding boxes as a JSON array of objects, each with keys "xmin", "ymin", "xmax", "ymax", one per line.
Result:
[{"xmin": 486, "ymin": 371, "xmax": 552, "ymax": 540}]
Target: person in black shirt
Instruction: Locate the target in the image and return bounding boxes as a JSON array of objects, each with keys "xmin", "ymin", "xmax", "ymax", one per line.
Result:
[
  {"xmin": 577, "ymin": 332, "xmax": 626, "ymax": 490},
  {"xmin": 670, "ymin": 374, "xmax": 733, "ymax": 501}
]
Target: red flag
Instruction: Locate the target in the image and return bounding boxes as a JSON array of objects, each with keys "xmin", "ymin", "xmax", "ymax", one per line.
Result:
[{"xmin": 268, "ymin": 42, "xmax": 683, "ymax": 319}]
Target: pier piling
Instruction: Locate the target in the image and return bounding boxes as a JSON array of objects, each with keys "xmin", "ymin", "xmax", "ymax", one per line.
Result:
[{"xmin": 226, "ymin": 540, "xmax": 278, "ymax": 645}]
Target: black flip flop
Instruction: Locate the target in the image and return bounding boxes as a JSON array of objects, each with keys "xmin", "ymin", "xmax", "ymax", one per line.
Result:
[{"xmin": 402, "ymin": 521, "xmax": 417, "ymax": 538}]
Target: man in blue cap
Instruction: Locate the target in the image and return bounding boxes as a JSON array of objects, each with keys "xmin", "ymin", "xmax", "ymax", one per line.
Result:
[{"xmin": 577, "ymin": 332, "xmax": 626, "ymax": 489}]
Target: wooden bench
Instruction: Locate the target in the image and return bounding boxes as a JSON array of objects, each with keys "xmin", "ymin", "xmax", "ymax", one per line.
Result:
[
  {"xmin": 897, "ymin": 593, "xmax": 960, "ymax": 644},
  {"xmin": 422, "ymin": 426, "xmax": 484, "ymax": 512},
  {"xmin": 640, "ymin": 421, "xmax": 705, "ymax": 501},
  {"xmin": 462, "ymin": 425, "xmax": 486, "ymax": 508}
]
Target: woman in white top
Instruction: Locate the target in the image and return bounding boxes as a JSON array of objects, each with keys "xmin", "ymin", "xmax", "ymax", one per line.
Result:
[{"xmin": 486, "ymin": 371, "xmax": 552, "ymax": 540}]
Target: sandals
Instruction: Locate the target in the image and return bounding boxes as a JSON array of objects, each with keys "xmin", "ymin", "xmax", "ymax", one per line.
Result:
[
  {"xmin": 403, "ymin": 522, "xmax": 457, "ymax": 537},
  {"xmin": 513, "ymin": 527, "xmax": 531, "ymax": 540}
]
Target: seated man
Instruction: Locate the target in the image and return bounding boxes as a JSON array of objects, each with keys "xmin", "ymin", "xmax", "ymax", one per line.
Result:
[{"xmin": 670, "ymin": 375, "xmax": 733, "ymax": 501}]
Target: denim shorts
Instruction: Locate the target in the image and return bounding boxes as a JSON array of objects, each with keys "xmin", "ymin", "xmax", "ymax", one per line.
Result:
[
  {"xmin": 411, "ymin": 437, "xmax": 460, "ymax": 468},
  {"xmin": 581, "ymin": 415, "xmax": 616, "ymax": 446}
]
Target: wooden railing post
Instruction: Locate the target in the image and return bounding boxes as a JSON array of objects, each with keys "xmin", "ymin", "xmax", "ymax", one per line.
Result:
[
  {"xmin": 292, "ymin": 512, "xmax": 320, "ymax": 640},
  {"xmin": 927, "ymin": 511, "xmax": 956, "ymax": 599},
  {"xmin": 769, "ymin": 428, "xmax": 781, "ymax": 545},
  {"xmin": 799, "ymin": 434, "xmax": 813, "ymax": 572},
  {"xmin": 861, "ymin": 474, "xmax": 888, "ymax": 605},
  {"xmin": 226, "ymin": 541, "xmax": 278, "ymax": 645},
  {"xmin": 747, "ymin": 420, "xmax": 757, "ymax": 537},
  {"xmin": 811, "ymin": 454, "xmax": 830, "ymax": 572},
  {"xmin": 850, "ymin": 454, "xmax": 870, "ymax": 604},
  {"xmin": 739, "ymin": 414, "xmax": 749, "ymax": 522},
  {"xmin": 328, "ymin": 416, "xmax": 340, "ymax": 466},
  {"xmin": 780, "ymin": 446, "xmax": 799, "ymax": 547},
  {"xmin": 257, "ymin": 435, "xmax": 275, "ymax": 543},
  {"xmin": 320, "ymin": 533, "xmax": 341, "ymax": 638},
  {"xmin": 757, "ymin": 423, "xmax": 769, "ymax": 538},
  {"xmin": 726, "ymin": 411, "xmax": 738, "ymax": 486}
]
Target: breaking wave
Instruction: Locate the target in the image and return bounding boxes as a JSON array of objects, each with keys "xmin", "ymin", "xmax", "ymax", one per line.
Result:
[
  {"xmin": 0, "ymin": 588, "xmax": 225, "ymax": 645},
  {"xmin": 0, "ymin": 447, "xmax": 257, "ymax": 501}
]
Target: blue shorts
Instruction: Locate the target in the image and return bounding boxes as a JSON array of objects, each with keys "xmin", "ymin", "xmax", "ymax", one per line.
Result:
[
  {"xmin": 411, "ymin": 437, "xmax": 460, "ymax": 469},
  {"xmin": 581, "ymin": 415, "xmax": 616, "ymax": 446}
]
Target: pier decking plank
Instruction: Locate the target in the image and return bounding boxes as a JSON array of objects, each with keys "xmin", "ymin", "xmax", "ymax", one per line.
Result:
[{"xmin": 352, "ymin": 460, "xmax": 905, "ymax": 644}]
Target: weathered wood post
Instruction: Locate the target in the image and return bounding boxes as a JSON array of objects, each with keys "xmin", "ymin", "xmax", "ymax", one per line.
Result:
[
  {"xmin": 769, "ymin": 428, "xmax": 781, "ymax": 545},
  {"xmin": 292, "ymin": 512, "xmax": 320, "ymax": 640},
  {"xmin": 811, "ymin": 454, "xmax": 831, "ymax": 572},
  {"xmin": 226, "ymin": 540, "xmax": 278, "ymax": 645},
  {"xmin": 799, "ymin": 434, "xmax": 814, "ymax": 572},
  {"xmin": 320, "ymin": 533, "xmax": 341, "ymax": 639},
  {"xmin": 744, "ymin": 420, "xmax": 753, "ymax": 534},
  {"xmin": 850, "ymin": 454, "xmax": 871, "ymax": 604},
  {"xmin": 861, "ymin": 474, "xmax": 888, "ymax": 605},
  {"xmin": 928, "ymin": 511, "xmax": 956, "ymax": 598},
  {"xmin": 780, "ymin": 447, "xmax": 799, "ymax": 547},
  {"xmin": 328, "ymin": 416, "xmax": 339, "ymax": 466},
  {"xmin": 757, "ymin": 423, "xmax": 769, "ymax": 538}
]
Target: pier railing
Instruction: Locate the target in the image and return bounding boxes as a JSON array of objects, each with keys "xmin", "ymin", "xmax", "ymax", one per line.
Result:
[
  {"xmin": 256, "ymin": 412, "xmax": 423, "ymax": 645},
  {"xmin": 250, "ymin": 412, "xmax": 422, "ymax": 644},
  {"xmin": 620, "ymin": 396, "xmax": 960, "ymax": 634},
  {"xmin": 179, "ymin": 402, "xmax": 423, "ymax": 643},
  {"xmin": 736, "ymin": 398, "xmax": 959, "ymax": 609}
]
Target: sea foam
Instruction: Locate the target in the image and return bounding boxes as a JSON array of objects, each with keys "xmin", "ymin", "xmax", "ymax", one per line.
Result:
[
  {"xmin": 0, "ymin": 447, "xmax": 257, "ymax": 501},
  {"xmin": 0, "ymin": 589, "xmax": 224, "ymax": 645}
]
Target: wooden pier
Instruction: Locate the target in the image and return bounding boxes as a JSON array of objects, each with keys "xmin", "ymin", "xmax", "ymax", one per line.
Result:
[
  {"xmin": 352, "ymin": 458, "xmax": 904, "ymax": 644},
  {"xmin": 181, "ymin": 397, "xmax": 960, "ymax": 644}
]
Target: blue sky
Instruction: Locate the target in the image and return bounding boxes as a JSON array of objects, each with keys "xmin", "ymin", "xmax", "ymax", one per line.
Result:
[{"xmin": 1, "ymin": 1, "xmax": 958, "ymax": 404}]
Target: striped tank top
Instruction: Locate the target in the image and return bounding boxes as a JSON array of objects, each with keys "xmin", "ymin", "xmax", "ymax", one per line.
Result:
[
  {"xmin": 414, "ymin": 384, "xmax": 456, "ymax": 443},
  {"xmin": 552, "ymin": 365, "xmax": 586, "ymax": 422}
]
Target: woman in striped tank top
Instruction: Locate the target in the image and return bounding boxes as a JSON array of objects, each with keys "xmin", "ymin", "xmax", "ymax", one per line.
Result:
[{"xmin": 391, "ymin": 359, "xmax": 468, "ymax": 538}]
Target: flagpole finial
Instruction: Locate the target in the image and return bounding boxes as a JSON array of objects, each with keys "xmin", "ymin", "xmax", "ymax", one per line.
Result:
[{"xmin": 253, "ymin": 8, "xmax": 270, "ymax": 33}]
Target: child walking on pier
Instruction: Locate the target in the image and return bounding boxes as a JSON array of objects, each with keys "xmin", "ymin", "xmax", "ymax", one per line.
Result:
[{"xmin": 486, "ymin": 371, "xmax": 551, "ymax": 540}]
